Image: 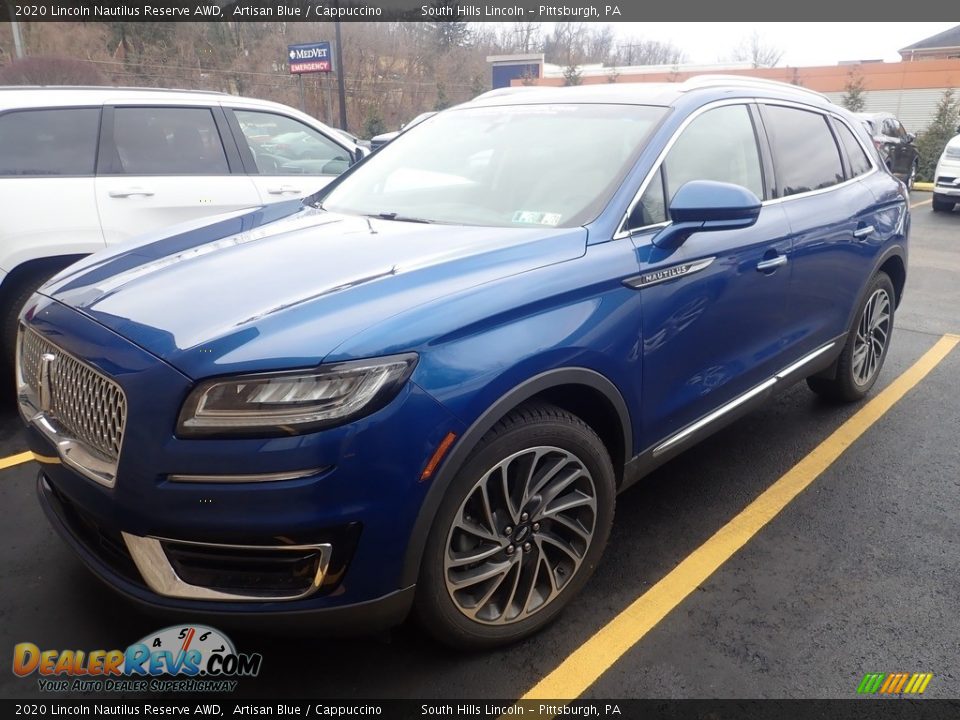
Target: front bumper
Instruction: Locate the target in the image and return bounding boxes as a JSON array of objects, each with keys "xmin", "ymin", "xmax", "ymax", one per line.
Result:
[
  {"xmin": 22, "ymin": 296, "xmax": 463, "ymax": 620},
  {"xmin": 37, "ymin": 471, "xmax": 414, "ymax": 632},
  {"xmin": 935, "ymin": 163, "xmax": 960, "ymax": 197}
]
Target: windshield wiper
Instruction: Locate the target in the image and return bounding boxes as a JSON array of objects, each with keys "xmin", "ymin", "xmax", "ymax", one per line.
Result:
[{"xmin": 370, "ymin": 212, "xmax": 433, "ymax": 224}]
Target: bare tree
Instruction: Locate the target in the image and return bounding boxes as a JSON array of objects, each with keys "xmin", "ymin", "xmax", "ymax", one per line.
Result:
[
  {"xmin": 611, "ymin": 38, "xmax": 684, "ymax": 67},
  {"xmin": 729, "ymin": 31, "xmax": 783, "ymax": 68}
]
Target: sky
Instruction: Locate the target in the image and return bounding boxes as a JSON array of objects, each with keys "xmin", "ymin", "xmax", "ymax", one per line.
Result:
[{"xmin": 607, "ymin": 22, "xmax": 959, "ymax": 67}]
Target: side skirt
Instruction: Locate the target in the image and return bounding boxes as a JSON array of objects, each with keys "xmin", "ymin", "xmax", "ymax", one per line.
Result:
[{"xmin": 619, "ymin": 336, "xmax": 845, "ymax": 492}]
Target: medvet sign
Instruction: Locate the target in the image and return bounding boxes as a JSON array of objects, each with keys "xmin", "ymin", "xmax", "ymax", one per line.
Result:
[{"xmin": 287, "ymin": 42, "xmax": 332, "ymax": 74}]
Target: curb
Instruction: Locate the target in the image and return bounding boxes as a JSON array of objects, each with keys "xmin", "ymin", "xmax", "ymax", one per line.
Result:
[{"xmin": 913, "ymin": 182, "xmax": 935, "ymax": 191}]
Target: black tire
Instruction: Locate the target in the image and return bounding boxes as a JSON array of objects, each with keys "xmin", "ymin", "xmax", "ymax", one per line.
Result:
[
  {"xmin": 1, "ymin": 273, "xmax": 47, "ymax": 395},
  {"xmin": 414, "ymin": 402, "xmax": 616, "ymax": 649},
  {"xmin": 932, "ymin": 195, "xmax": 955, "ymax": 213},
  {"xmin": 807, "ymin": 271, "xmax": 895, "ymax": 403}
]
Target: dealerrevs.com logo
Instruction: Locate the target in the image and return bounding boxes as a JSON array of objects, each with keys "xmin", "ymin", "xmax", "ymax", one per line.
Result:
[{"xmin": 13, "ymin": 625, "xmax": 262, "ymax": 693}]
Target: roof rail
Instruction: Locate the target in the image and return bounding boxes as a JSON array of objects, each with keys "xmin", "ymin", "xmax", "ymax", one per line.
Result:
[
  {"xmin": 0, "ymin": 85, "xmax": 230, "ymax": 95},
  {"xmin": 679, "ymin": 75, "xmax": 830, "ymax": 103}
]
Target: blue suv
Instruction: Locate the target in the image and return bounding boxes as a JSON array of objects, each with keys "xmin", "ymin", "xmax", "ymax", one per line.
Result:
[{"xmin": 17, "ymin": 77, "xmax": 908, "ymax": 648}]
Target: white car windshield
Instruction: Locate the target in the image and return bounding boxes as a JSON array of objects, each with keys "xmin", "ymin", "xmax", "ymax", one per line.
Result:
[{"xmin": 321, "ymin": 103, "xmax": 667, "ymax": 228}]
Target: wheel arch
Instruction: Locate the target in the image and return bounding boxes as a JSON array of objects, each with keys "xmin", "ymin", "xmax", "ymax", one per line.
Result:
[
  {"xmin": 400, "ymin": 367, "xmax": 632, "ymax": 588},
  {"xmin": 0, "ymin": 254, "xmax": 89, "ymax": 298}
]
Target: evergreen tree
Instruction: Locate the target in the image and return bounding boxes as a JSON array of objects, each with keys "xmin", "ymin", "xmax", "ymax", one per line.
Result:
[
  {"xmin": 562, "ymin": 65, "xmax": 582, "ymax": 86},
  {"xmin": 916, "ymin": 88, "xmax": 960, "ymax": 181},
  {"xmin": 841, "ymin": 68, "xmax": 867, "ymax": 113}
]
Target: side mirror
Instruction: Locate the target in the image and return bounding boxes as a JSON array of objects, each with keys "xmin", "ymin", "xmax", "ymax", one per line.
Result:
[
  {"xmin": 652, "ymin": 180, "xmax": 762, "ymax": 249},
  {"xmin": 905, "ymin": 133, "xmax": 916, "ymax": 144}
]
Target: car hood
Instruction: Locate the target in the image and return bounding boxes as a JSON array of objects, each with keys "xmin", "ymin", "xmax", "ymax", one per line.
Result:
[{"xmin": 41, "ymin": 203, "xmax": 587, "ymax": 379}]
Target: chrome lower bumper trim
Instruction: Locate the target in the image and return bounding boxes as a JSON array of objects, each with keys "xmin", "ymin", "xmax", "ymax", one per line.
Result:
[
  {"xmin": 121, "ymin": 533, "xmax": 332, "ymax": 602},
  {"xmin": 167, "ymin": 467, "xmax": 328, "ymax": 484}
]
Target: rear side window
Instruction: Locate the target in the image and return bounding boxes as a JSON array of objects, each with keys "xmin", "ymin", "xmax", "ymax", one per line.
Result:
[
  {"xmin": 111, "ymin": 107, "xmax": 229, "ymax": 175},
  {"xmin": 763, "ymin": 105, "xmax": 844, "ymax": 197},
  {"xmin": 835, "ymin": 122, "xmax": 873, "ymax": 177},
  {"xmin": 0, "ymin": 108, "xmax": 100, "ymax": 176}
]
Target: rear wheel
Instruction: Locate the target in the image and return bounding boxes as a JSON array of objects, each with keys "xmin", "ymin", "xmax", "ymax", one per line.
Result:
[
  {"xmin": 932, "ymin": 194, "xmax": 955, "ymax": 213},
  {"xmin": 807, "ymin": 272, "xmax": 895, "ymax": 403},
  {"xmin": 415, "ymin": 403, "xmax": 615, "ymax": 649}
]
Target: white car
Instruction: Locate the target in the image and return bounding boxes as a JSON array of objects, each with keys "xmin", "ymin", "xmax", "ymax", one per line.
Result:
[
  {"xmin": 0, "ymin": 86, "xmax": 366, "ymax": 377},
  {"xmin": 933, "ymin": 134, "xmax": 960, "ymax": 213}
]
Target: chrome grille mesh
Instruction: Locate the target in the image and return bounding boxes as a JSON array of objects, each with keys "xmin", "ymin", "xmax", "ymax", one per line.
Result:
[{"xmin": 19, "ymin": 328, "xmax": 126, "ymax": 461}]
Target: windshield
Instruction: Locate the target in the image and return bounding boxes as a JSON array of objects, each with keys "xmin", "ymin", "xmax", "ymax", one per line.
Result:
[{"xmin": 321, "ymin": 103, "xmax": 667, "ymax": 228}]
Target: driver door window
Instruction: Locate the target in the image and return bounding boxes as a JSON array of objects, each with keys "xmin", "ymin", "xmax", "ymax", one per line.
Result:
[
  {"xmin": 628, "ymin": 104, "xmax": 763, "ymax": 231},
  {"xmin": 232, "ymin": 109, "xmax": 351, "ymax": 203}
]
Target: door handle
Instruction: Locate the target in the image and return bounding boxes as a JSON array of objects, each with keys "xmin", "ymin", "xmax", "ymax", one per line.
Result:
[
  {"xmin": 756, "ymin": 255, "xmax": 788, "ymax": 272},
  {"xmin": 266, "ymin": 185, "xmax": 301, "ymax": 195},
  {"xmin": 108, "ymin": 187, "xmax": 155, "ymax": 198},
  {"xmin": 853, "ymin": 225, "xmax": 875, "ymax": 240}
]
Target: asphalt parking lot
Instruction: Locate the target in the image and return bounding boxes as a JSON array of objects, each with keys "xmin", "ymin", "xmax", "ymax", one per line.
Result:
[{"xmin": 1, "ymin": 192, "xmax": 957, "ymax": 701}]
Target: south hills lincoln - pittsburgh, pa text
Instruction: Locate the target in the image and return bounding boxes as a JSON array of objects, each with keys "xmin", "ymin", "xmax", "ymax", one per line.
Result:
[{"xmin": 420, "ymin": 4, "xmax": 624, "ymax": 18}]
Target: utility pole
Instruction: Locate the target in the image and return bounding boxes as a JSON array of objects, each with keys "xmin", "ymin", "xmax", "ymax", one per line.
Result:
[
  {"xmin": 334, "ymin": 20, "xmax": 347, "ymax": 130},
  {"xmin": 11, "ymin": 18, "xmax": 25, "ymax": 59}
]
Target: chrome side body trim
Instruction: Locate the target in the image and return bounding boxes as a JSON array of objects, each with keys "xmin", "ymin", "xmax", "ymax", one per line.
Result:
[
  {"xmin": 652, "ymin": 342, "xmax": 838, "ymax": 458},
  {"xmin": 775, "ymin": 342, "xmax": 836, "ymax": 380},
  {"xmin": 623, "ymin": 256, "xmax": 716, "ymax": 289},
  {"xmin": 121, "ymin": 533, "xmax": 333, "ymax": 602}
]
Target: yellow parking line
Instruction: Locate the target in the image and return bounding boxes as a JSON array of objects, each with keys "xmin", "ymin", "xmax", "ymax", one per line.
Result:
[
  {"xmin": 520, "ymin": 334, "xmax": 958, "ymax": 703},
  {"xmin": 910, "ymin": 198, "xmax": 932, "ymax": 209},
  {"xmin": 0, "ymin": 451, "xmax": 34, "ymax": 471}
]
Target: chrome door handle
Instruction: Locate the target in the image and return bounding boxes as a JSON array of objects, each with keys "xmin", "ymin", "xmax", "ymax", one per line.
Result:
[
  {"xmin": 266, "ymin": 185, "xmax": 301, "ymax": 195},
  {"xmin": 756, "ymin": 255, "xmax": 788, "ymax": 272},
  {"xmin": 853, "ymin": 225, "xmax": 875, "ymax": 239},
  {"xmin": 108, "ymin": 187, "xmax": 155, "ymax": 198}
]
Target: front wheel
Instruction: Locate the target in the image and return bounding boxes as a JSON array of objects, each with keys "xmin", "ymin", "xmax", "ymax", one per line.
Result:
[
  {"xmin": 907, "ymin": 160, "xmax": 918, "ymax": 190},
  {"xmin": 807, "ymin": 271, "xmax": 895, "ymax": 403},
  {"xmin": 415, "ymin": 403, "xmax": 615, "ymax": 649},
  {"xmin": 932, "ymin": 194, "xmax": 955, "ymax": 213}
]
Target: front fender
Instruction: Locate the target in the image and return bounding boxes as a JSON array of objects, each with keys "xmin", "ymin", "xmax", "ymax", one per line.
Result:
[{"xmin": 400, "ymin": 365, "xmax": 632, "ymax": 588}]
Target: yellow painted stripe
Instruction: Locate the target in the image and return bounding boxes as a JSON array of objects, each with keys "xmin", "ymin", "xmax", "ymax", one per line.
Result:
[
  {"xmin": 520, "ymin": 335, "xmax": 959, "ymax": 702},
  {"xmin": 904, "ymin": 674, "xmax": 919, "ymax": 693},
  {"xmin": 909, "ymin": 198, "xmax": 932, "ymax": 209},
  {"xmin": 917, "ymin": 673, "xmax": 933, "ymax": 694},
  {"xmin": 0, "ymin": 451, "xmax": 34, "ymax": 471}
]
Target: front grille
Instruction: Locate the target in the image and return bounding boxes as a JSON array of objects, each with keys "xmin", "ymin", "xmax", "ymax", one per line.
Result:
[{"xmin": 19, "ymin": 328, "xmax": 127, "ymax": 461}]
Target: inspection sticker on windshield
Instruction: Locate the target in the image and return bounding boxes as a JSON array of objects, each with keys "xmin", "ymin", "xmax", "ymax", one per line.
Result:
[{"xmin": 512, "ymin": 211, "xmax": 562, "ymax": 226}]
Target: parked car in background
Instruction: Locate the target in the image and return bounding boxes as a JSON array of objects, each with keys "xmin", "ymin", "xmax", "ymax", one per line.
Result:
[
  {"xmin": 0, "ymin": 86, "xmax": 366, "ymax": 380},
  {"xmin": 856, "ymin": 112, "xmax": 920, "ymax": 188},
  {"xmin": 334, "ymin": 128, "xmax": 371, "ymax": 150},
  {"xmin": 17, "ymin": 78, "xmax": 908, "ymax": 648},
  {"xmin": 370, "ymin": 111, "xmax": 437, "ymax": 150},
  {"xmin": 932, "ymin": 134, "xmax": 960, "ymax": 212}
]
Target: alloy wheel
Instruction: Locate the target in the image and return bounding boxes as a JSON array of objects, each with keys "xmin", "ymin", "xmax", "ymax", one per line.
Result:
[
  {"xmin": 853, "ymin": 288, "xmax": 891, "ymax": 386},
  {"xmin": 443, "ymin": 446, "xmax": 597, "ymax": 625}
]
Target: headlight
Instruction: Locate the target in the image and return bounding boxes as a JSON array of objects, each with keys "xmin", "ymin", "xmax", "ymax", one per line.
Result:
[
  {"xmin": 176, "ymin": 353, "xmax": 418, "ymax": 437},
  {"xmin": 945, "ymin": 146, "xmax": 960, "ymax": 160}
]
